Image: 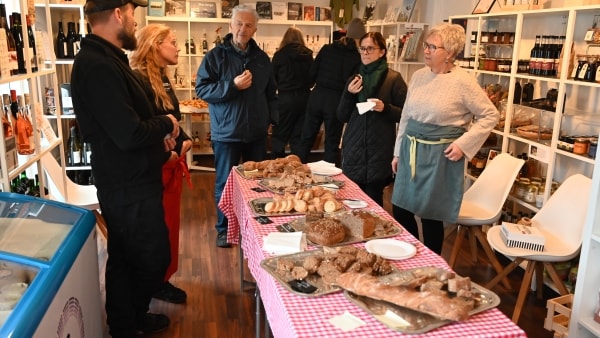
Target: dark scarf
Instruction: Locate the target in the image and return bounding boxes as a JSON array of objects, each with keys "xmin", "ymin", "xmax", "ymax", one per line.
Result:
[{"xmin": 358, "ymin": 57, "xmax": 388, "ymax": 103}]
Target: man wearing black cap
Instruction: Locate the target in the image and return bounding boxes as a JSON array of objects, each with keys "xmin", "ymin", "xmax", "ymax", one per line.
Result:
[{"xmin": 71, "ymin": 0, "xmax": 179, "ymax": 336}]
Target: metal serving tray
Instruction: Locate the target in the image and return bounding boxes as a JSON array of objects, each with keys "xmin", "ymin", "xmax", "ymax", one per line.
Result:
[
  {"xmin": 258, "ymin": 177, "xmax": 344, "ymax": 195},
  {"xmin": 343, "ymin": 268, "xmax": 500, "ymax": 334}
]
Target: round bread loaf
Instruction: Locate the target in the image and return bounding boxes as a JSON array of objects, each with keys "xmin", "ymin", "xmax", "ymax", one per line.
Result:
[{"xmin": 306, "ymin": 218, "xmax": 345, "ymax": 245}]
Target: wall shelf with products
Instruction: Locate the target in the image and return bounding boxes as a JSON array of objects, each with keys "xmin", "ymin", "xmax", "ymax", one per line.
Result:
[
  {"xmin": 450, "ymin": 6, "xmax": 600, "ymax": 336},
  {"xmin": 365, "ymin": 22, "xmax": 428, "ymax": 81},
  {"xmin": 0, "ymin": 1, "xmax": 67, "ymax": 197}
]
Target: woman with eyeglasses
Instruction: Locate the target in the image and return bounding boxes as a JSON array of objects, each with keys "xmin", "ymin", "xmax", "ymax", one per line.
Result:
[
  {"xmin": 130, "ymin": 23, "xmax": 192, "ymax": 304},
  {"xmin": 337, "ymin": 31, "xmax": 407, "ymax": 206},
  {"xmin": 390, "ymin": 22, "xmax": 499, "ymax": 254}
]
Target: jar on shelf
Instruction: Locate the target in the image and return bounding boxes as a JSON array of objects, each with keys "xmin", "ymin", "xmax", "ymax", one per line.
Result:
[
  {"xmin": 535, "ymin": 184, "xmax": 545, "ymax": 208},
  {"xmin": 485, "ymin": 58, "xmax": 498, "ymax": 71},
  {"xmin": 574, "ymin": 55, "xmax": 588, "ymax": 80},
  {"xmin": 516, "ymin": 178, "xmax": 530, "ymax": 199},
  {"xmin": 517, "ymin": 59, "xmax": 529, "ymax": 73},
  {"xmin": 480, "ymin": 31, "xmax": 490, "ymax": 43},
  {"xmin": 524, "ymin": 181, "xmax": 538, "ymax": 204},
  {"xmin": 573, "ymin": 137, "xmax": 590, "ymax": 155},
  {"xmin": 497, "ymin": 59, "xmax": 511, "ymax": 72},
  {"xmin": 583, "ymin": 56, "xmax": 598, "ymax": 82},
  {"xmin": 588, "ymin": 138, "xmax": 598, "ymax": 158}
]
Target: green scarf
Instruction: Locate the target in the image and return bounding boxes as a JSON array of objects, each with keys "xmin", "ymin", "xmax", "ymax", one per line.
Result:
[{"xmin": 358, "ymin": 58, "xmax": 388, "ymax": 103}]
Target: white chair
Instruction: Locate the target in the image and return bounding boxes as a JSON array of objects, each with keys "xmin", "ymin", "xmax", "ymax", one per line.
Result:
[
  {"xmin": 448, "ymin": 153, "xmax": 524, "ymax": 290},
  {"xmin": 485, "ymin": 174, "xmax": 592, "ymax": 324},
  {"xmin": 40, "ymin": 152, "xmax": 107, "ymax": 237}
]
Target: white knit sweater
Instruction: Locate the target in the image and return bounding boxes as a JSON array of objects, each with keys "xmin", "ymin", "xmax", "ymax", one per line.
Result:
[{"xmin": 393, "ymin": 66, "xmax": 499, "ymax": 160}]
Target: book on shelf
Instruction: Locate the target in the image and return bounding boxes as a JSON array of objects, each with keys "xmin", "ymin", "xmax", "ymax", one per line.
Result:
[
  {"xmin": 319, "ymin": 7, "xmax": 331, "ymax": 21},
  {"xmin": 271, "ymin": 2, "xmax": 286, "ymax": 20},
  {"xmin": 287, "ymin": 2, "xmax": 302, "ymax": 21},
  {"xmin": 256, "ymin": 1, "xmax": 273, "ymax": 20},
  {"xmin": 190, "ymin": 1, "xmax": 217, "ymax": 18},
  {"xmin": 303, "ymin": 5, "xmax": 315, "ymax": 21},
  {"xmin": 221, "ymin": 0, "xmax": 239, "ymax": 18},
  {"xmin": 165, "ymin": 0, "xmax": 187, "ymax": 16},
  {"xmin": 148, "ymin": 0, "xmax": 165, "ymax": 16},
  {"xmin": 362, "ymin": 1, "xmax": 376, "ymax": 23}
]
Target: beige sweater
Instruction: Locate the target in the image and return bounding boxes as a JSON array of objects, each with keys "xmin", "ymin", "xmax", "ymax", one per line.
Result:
[{"xmin": 393, "ymin": 66, "xmax": 499, "ymax": 160}]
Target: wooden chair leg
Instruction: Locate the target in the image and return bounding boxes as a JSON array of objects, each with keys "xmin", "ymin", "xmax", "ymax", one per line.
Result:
[
  {"xmin": 512, "ymin": 260, "xmax": 535, "ymax": 324},
  {"xmin": 486, "ymin": 257, "xmax": 524, "ymax": 290},
  {"xmin": 472, "ymin": 227, "xmax": 512, "ymax": 290},
  {"xmin": 467, "ymin": 227, "xmax": 478, "ymax": 263},
  {"xmin": 543, "ymin": 262, "xmax": 570, "ymax": 295},
  {"xmin": 534, "ymin": 262, "xmax": 545, "ymax": 299},
  {"xmin": 448, "ymin": 225, "xmax": 466, "ymax": 268},
  {"xmin": 94, "ymin": 210, "xmax": 108, "ymax": 239}
]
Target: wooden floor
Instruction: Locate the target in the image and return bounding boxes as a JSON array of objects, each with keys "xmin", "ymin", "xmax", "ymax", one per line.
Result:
[{"xmin": 143, "ymin": 171, "xmax": 557, "ymax": 338}]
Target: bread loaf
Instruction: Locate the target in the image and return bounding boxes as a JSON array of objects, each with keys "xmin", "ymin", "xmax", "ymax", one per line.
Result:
[
  {"xmin": 335, "ymin": 210, "xmax": 375, "ymax": 238},
  {"xmin": 306, "ymin": 218, "xmax": 346, "ymax": 245},
  {"xmin": 336, "ymin": 272, "xmax": 474, "ymax": 322}
]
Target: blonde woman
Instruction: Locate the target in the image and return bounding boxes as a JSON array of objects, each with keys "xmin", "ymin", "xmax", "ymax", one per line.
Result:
[{"xmin": 130, "ymin": 23, "xmax": 192, "ymax": 304}]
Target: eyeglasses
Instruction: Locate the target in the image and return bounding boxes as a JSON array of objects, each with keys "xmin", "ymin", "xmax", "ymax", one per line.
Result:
[
  {"xmin": 359, "ymin": 46, "xmax": 380, "ymax": 54},
  {"xmin": 422, "ymin": 42, "xmax": 445, "ymax": 52},
  {"xmin": 161, "ymin": 40, "xmax": 178, "ymax": 48}
]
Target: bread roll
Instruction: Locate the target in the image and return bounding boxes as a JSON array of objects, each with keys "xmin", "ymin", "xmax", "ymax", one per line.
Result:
[
  {"xmin": 243, "ymin": 161, "xmax": 257, "ymax": 171},
  {"xmin": 264, "ymin": 201, "xmax": 276, "ymax": 213},
  {"xmin": 285, "ymin": 154, "xmax": 301, "ymax": 163},
  {"xmin": 324, "ymin": 200, "xmax": 342, "ymax": 213}
]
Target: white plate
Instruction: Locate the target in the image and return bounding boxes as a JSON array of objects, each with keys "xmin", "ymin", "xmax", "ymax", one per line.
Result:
[
  {"xmin": 307, "ymin": 161, "xmax": 343, "ymax": 176},
  {"xmin": 365, "ymin": 239, "xmax": 416, "ymax": 260},
  {"xmin": 343, "ymin": 199, "xmax": 368, "ymax": 209}
]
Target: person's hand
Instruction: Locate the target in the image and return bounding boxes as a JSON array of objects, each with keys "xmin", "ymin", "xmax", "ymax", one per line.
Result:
[
  {"xmin": 167, "ymin": 150, "xmax": 178, "ymax": 162},
  {"xmin": 444, "ymin": 143, "xmax": 465, "ymax": 161},
  {"xmin": 164, "ymin": 137, "xmax": 176, "ymax": 151},
  {"xmin": 368, "ymin": 98, "xmax": 384, "ymax": 112},
  {"xmin": 348, "ymin": 75, "xmax": 363, "ymax": 94},
  {"xmin": 234, "ymin": 69, "xmax": 253, "ymax": 90},
  {"xmin": 166, "ymin": 114, "xmax": 180, "ymax": 138},
  {"xmin": 180, "ymin": 139, "xmax": 192, "ymax": 156},
  {"xmin": 391, "ymin": 156, "xmax": 399, "ymax": 174}
]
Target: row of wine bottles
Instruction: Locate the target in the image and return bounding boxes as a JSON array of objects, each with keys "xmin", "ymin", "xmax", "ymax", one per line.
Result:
[
  {"xmin": 0, "ymin": 4, "xmax": 39, "ymax": 77},
  {"xmin": 2, "ymin": 90, "xmax": 35, "ymax": 155},
  {"xmin": 67, "ymin": 121, "xmax": 91, "ymax": 167},
  {"xmin": 528, "ymin": 35, "xmax": 565, "ymax": 77},
  {"xmin": 56, "ymin": 21, "xmax": 88, "ymax": 59}
]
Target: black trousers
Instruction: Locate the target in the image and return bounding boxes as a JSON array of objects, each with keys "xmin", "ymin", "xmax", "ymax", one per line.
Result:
[
  {"xmin": 271, "ymin": 90, "xmax": 309, "ymax": 159},
  {"xmin": 393, "ymin": 205, "xmax": 445, "ymax": 255},
  {"xmin": 298, "ymin": 86, "xmax": 344, "ymax": 165},
  {"xmin": 99, "ymin": 188, "xmax": 170, "ymax": 337}
]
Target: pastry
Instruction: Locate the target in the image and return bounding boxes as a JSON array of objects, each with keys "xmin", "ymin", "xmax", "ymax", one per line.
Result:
[{"xmin": 306, "ymin": 218, "xmax": 345, "ymax": 246}]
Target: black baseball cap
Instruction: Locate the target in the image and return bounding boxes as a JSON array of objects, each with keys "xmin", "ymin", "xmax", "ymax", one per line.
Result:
[{"xmin": 84, "ymin": 0, "xmax": 148, "ymax": 14}]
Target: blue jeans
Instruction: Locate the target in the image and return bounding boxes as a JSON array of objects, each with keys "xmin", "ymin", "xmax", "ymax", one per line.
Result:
[{"xmin": 212, "ymin": 139, "xmax": 267, "ymax": 234}]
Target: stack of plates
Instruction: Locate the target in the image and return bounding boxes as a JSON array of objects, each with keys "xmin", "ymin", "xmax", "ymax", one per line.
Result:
[{"xmin": 365, "ymin": 239, "xmax": 416, "ymax": 260}]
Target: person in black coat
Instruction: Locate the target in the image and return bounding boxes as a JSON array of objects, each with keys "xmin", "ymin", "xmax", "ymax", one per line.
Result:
[
  {"xmin": 296, "ymin": 18, "xmax": 365, "ymax": 165},
  {"xmin": 270, "ymin": 27, "xmax": 313, "ymax": 159},
  {"xmin": 337, "ymin": 32, "xmax": 407, "ymax": 206}
]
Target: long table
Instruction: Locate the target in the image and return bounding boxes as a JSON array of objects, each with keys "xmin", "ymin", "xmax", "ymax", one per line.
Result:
[{"xmin": 220, "ymin": 168, "xmax": 527, "ymax": 338}]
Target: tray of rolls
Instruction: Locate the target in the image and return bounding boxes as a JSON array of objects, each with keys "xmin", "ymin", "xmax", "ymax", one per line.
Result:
[
  {"xmin": 249, "ymin": 186, "xmax": 343, "ymax": 217},
  {"xmin": 288, "ymin": 209, "xmax": 401, "ymax": 247},
  {"xmin": 339, "ymin": 266, "xmax": 500, "ymax": 334},
  {"xmin": 235, "ymin": 155, "xmax": 307, "ymax": 180},
  {"xmin": 260, "ymin": 245, "xmax": 397, "ymax": 297},
  {"xmin": 258, "ymin": 175, "xmax": 344, "ymax": 195}
]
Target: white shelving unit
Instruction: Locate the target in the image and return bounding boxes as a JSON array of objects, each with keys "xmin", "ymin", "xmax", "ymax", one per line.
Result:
[
  {"xmin": 365, "ymin": 21, "xmax": 428, "ymax": 81},
  {"xmin": 450, "ymin": 6, "xmax": 600, "ymax": 335},
  {"xmin": 0, "ymin": 1, "xmax": 66, "ymax": 195},
  {"xmin": 570, "ymin": 146, "xmax": 600, "ymax": 337}
]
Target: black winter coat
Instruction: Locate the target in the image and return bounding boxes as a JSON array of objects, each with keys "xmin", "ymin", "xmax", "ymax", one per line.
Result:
[
  {"xmin": 272, "ymin": 43, "xmax": 313, "ymax": 93},
  {"xmin": 337, "ymin": 68, "xmax": 407, "ymax": 185},
  {"xmin": 72, "ymin": 35, "xmax": 174, "ymax": 195},
  {"xmin": 311, "ymin": 37, "xmax": 361, "ymax": 91}
]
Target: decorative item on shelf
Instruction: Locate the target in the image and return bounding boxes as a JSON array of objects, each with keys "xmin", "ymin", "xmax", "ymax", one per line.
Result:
[
  {"xmin": 472, "ymin": 0, "xmax": 496, "ymax": 14},
  {"xmin": 584, "ymin": 15, "xmax": 600, "ymax": 43},
  {"xmin": 221, "ymin": 0, "xmax": 238, "ymax": 18},
  {"xmin": 256, "ymin": 2, "xmax": 273, "ymax": 20},
  {"xmin": 148, "ymin": 0, "xmax": 165, "ymax": 16},
  {"xmin": 190, "ymin": 1, "xmax": 216, "ymax": 18},
  {"xmin": 165, "ymin": 0, "xmax": 187, "ymax": 16},
  {"xmin": 397, "ymin": 0, "xmax": 417, "ymax": 22},
  {"xmin": 271, "ymin": 2, "xmax": 286, "ymax": 21},
  {"xmin": 362, "ymin": 1, "xmax": 376, "ymax": 24},
  {"xmin": 287, "ymin": 2, "xmax": 302, "ymax": 21},
  {"xmin": 303, "ymin": 5, "xmax": 314, "ymax": 21}
]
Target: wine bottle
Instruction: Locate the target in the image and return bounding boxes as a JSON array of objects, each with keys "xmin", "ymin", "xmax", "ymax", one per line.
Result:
[
  {"xmin": 1, "ymin": 94, "xmax": 12, "ymax": 138},
  {"xmin": 25, "ymin": 15, "xmax": 38, "ymax": 72},
  {"xmin": 66, "ymin": 22, "xmax": 76, "ymax": 58},
  {"xmin": 83, "ymin": 141, "xmax": 92, "ymax": 166},
  {"xmin": 202, "ymin": 32, "xmax": 208, "ymax": 54},
  {"xmin": 56, "ymin": 21, "xmax": 67, "ymax": 58},
  {"xmin": 0, "ymin": 5, "xmax": 17, "ymax": 76},
  {"xmin": 190, "ymin": 37, "xmax": 196, "ymax": 54},
  {"xmin": 68, "ymin": 124, "xmax": 82, "ymax": 166},
  {"xmin": 11, "ymin": 13, "xmax": 26, "ymax": 74},
  {"xmin": 529, "ymin": 35, "xmax": 540, "ymax": 75}
]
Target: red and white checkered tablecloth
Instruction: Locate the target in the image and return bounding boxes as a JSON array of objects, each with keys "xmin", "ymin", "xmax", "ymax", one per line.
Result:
[{"xmin": 219, "ymin": 168, "xmax": 527, "ymax": 338}]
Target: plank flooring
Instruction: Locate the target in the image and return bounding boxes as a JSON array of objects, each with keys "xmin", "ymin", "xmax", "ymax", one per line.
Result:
[{"xmin": 141, "ymin": 171, "xmax": 557, "ymax": 338}]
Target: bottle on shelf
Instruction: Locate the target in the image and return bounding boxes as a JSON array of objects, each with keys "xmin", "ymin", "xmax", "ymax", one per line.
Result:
[
  {"xmin": 193, "ymin": 131, "xmax": 201, "ymax": 144},
  {"xmin": 189, "ymin": 37, "xmax": 196, "ymax": 54},
  {"xmin": 14, "ymin": 93, "xmax": 33, "ymax": 155},
  {"xmin": 10, "ymin": 12, "xmax": 26, "ymax": 74},
  {"xmin": 2, "ymin": 94, "xmax": 13, "ymax": 138},
  {"xmin": 25, "ymin": 15, "xmax": 37, "ymax": 73},
  {"xmin": 201, "ymin": 30, "xmax": 208, "ymax": 54},
  {"xmin": 68, "ymin": 122, "xmax": 82, "ymax": 166},
  {"xmin": 0, "ymin": 4, "xmax": 18, "ymax": 76},
  {"xmin": 83, "ymin": 141, "xmax": 92, "ymax": 166},
  {"xmin": 56, "ymin": 21, "xmax": 68, "ymax": 59},
  {"xmin": 66, "ymin": 21, "xmax": 77, "ymax": 58},
  {"xmin": 529, "ymin": 35, "xmax": 541, "ymax": 75}
]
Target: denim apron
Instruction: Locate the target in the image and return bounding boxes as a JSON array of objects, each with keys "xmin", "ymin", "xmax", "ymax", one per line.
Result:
[{"xmin": 392, "ymin": 119, "xmax": 466, "ymax": 223}]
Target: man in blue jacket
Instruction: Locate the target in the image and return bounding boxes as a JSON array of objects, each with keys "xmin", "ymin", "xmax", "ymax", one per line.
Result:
[
  {"xmin": 196, "ymin": 4, "xmax": 277, "ymax": 248},
  {"xmin": 72, "ymin": 0, "xmax": 179, "ymax": 336}
]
